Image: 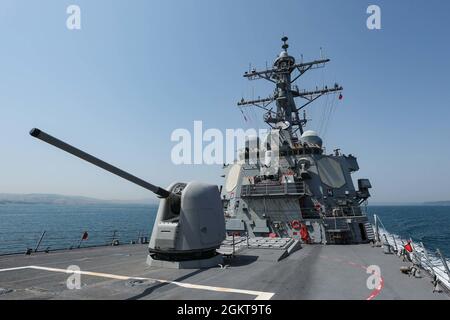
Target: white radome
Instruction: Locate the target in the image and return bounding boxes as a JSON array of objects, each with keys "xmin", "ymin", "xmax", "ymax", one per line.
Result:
[
  {"xmin": 301, "ymin": 130, "xmax": 323, "ymax": 147},
  {"xmin": 301, "ymin": 130, "xmax": 319, "ymax": 137}
]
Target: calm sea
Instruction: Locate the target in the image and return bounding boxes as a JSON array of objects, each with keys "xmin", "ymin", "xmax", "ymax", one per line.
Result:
[
  {"xmin": 0, "ymin": 203, "xmax": 157, "ymax": 255},
  {"xmin": 368, "ymin": 206, "xmax": 450, "ymax": 257},
  {"xmin": 0, "ymin": 204, "xmax": 449, "ymax": 257}
]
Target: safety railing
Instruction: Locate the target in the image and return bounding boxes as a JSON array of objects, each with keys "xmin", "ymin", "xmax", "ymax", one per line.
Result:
[
  {"xmin": 323, "ymin": 206, "xmax": 365, "ymax": 217},
  {"xmin": 0, "ymin": 228, "xmax": 151, "ymax": 256},
  {"xmin": 241, "ymin": 182, "xmax": 305, "ymax": 197},
  {"xmin": 301, "ymin": 205, "xmax": 367, "ymax": 218},
  {"xmin": 234, "ymin": 205, "xmax": 367, "ymax": 218},
  {"xmin": 374, "ymin": 215, "xmax": 450, "ymax": 292}
]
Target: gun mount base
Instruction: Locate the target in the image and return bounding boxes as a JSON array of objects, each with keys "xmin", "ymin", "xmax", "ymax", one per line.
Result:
[
  {"xmin": 147, "ymin": 181, "xmax": 226, "ymax": 269},
  {"xmin": 146, "ymin": 253, "xmax": 223, "ymax": 269}
]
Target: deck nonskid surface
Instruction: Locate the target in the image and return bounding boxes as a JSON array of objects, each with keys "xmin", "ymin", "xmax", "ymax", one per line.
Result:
[{"xmin": 0, "ymin": 244, "xmax": 447, "ymax": 300}]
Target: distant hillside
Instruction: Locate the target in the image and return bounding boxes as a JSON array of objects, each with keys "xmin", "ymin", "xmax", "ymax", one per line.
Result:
[
  {"xmin": 369, "ymin": 202, "xmax": 422, "ymax": 206},
  {"xmin": 423, "ymin": 201, "xmax": 450, "ymax": 206},
  {"xmin": 0, "ymin": 193, "xmax": 156, "ymax": 205}
]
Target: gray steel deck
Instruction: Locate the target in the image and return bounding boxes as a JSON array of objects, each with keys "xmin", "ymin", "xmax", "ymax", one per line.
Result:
[{"xmin": 0, "ymin": 244, "xmax": 448, "ymax": 300}]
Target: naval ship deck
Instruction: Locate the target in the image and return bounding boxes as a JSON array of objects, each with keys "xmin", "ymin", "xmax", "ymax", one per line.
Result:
[{"xmin": 0, "ymin": 243, "xmax": 448, "ymax": 300}]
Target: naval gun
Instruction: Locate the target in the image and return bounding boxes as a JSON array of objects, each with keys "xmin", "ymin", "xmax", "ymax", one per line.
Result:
[{"xmin": 29, "ymin": 128, "xmax": 225, "ymax": 269}]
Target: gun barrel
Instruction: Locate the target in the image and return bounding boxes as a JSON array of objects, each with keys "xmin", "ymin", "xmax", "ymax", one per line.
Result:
[{"xmin": 29, "ymin": 128, "xmax": 171, "ymax": 198}]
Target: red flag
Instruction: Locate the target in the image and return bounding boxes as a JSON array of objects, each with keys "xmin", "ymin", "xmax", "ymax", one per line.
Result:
[{"xmin": 404, "ymin": 242, "xmax": 412, "ymax": 253}]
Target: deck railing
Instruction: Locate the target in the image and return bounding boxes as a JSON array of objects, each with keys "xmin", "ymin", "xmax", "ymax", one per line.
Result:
[
  {"xmin": 374, "ymin": 215, "xmax": 450, "ymax": 292},
  {"xmin": 0, "ymin": 229, "xmax": 151, "ymax": 256},
  {"xmin": 240, "ymin": 182, "xmax": 305, "ymax": 197}
]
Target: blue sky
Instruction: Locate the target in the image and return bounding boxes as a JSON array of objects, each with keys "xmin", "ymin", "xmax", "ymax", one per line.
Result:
[{"xmin": 1, "ymin": 0, "xmax": 449, "ymax": 203}]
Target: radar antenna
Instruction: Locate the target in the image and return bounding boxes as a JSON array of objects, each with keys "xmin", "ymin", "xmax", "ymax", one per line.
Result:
[{"xmin": 237, "ymin": 37, "xmax": 343, "ymax": 137}]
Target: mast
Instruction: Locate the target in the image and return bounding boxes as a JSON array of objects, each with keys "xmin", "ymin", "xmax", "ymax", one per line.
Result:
[{"xmin": 237, "ymin": 36, "xmax": 343, "ymax": 138}]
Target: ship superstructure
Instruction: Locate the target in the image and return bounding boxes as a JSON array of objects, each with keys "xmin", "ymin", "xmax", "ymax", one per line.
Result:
[{"xmin": 221, "ymin": 37, "xmax": 373, "ymax": 244}]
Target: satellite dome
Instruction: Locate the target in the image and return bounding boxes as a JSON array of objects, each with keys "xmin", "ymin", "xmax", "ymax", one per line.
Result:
[
  {"xmin": 301, "ymin": 130, "xmax": 323, "ymax": 147},
  {"xmin": 274, "ymin": 51, "xmax": 295, "ymax": 67},
  {"xmin": 302, "ymin": 130, "xmax": 318, "ymax": 137}
]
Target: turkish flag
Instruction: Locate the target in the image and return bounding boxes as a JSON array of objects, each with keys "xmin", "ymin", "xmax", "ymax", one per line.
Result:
[{"xmin": 404, "ymin": 243, "xmax": 412, "ymax": 253}]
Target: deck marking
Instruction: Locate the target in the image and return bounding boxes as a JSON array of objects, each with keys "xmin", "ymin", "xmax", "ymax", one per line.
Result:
[
  {"xmin": 0, "ymin": 266, "xmax": 30, "ymax": 273},
  {"xmin": 0, "ymin": 265, "xmax": 274, "ymax": 300},
  {"xmin": 318, "ymin": 255, "xmax": 384, "ymax": 300}
]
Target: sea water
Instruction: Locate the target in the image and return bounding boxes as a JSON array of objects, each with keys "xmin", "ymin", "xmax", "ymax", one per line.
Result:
[
  {"xmin": 0, "ymin": 203, "xmax": 449, "ymax": 257},
  {"xmin": 0, "ymin": 203, "xmax": 157, "ymax": 255}
]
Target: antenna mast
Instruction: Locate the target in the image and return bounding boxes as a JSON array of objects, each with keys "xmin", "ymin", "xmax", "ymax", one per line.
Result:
[{"xmin": 237, "ymin": 37, "xmax": 343, "ymax": 137}]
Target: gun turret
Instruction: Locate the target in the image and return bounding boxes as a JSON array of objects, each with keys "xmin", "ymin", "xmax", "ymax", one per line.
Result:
[
  {"xmin": 29, "ymin": 128, "xmax": 171, "ymax": 198},
  {"xmin": 30, "ymin": 128, "xmax": 226, "ymax": 269}
]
